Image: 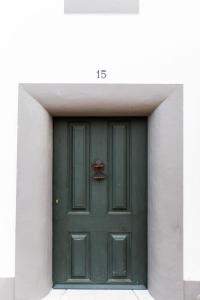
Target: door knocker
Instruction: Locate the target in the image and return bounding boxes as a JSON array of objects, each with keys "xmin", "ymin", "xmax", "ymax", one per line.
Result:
[{"xmin": 91, "ymin": 159, "xmax": 106, "ymax": 181}]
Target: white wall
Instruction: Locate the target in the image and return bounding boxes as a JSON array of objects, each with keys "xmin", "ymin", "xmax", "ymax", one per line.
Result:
[{"xmin": 0, "ymin": 0, "xmax": 200, "ymax": 280}]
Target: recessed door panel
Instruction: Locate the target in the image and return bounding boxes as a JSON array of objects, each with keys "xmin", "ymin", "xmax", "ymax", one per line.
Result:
[
  {"xmin": 69, "ymin": 123, "xmax": 90, "ymax": 212},
  {"xmin": 108, "ymin": 233, "xmax": 131, "ymax": 282},
  {"xmin": 108, "ymin": 123, "xmax": 130, "ymax": 212},
  {"xmin": 53, "ymin": 117, "xmax": 147, "ymax": 289},
  {"xmin": 67, "ymin": 233, "xmax": 90, "ymax": 281}
]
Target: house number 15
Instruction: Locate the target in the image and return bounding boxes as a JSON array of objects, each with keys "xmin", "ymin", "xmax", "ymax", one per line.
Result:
[{"xmin": 97, "ymin": 69, "xmax": 107, "ymax": 79}]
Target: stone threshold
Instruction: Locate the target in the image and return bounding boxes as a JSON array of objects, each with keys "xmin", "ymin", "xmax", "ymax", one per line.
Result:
[{"xmin": 42, "ymin": 289, "xmax": 154, "ymax": 300}]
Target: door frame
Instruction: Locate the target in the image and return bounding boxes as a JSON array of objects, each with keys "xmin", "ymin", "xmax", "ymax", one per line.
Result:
[{"xmin": 15, "ymin": 84, "xmax": 183, "ymax": 300}]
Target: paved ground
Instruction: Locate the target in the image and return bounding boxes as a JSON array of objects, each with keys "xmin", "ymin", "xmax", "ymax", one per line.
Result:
[{"xmin": 42, "ymin": 290, "xmax": 154, "ymax": 300}]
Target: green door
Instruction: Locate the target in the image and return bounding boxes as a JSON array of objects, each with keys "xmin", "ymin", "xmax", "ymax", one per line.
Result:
[{"xmin": 53, "ymin": 117, "xmax": 147, "ymax": 289}]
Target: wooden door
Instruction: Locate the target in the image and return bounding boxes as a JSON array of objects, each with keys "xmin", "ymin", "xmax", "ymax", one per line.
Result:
[{"xmin": 53, "ymin": 118, "xmax": 147, "ymax": 289}]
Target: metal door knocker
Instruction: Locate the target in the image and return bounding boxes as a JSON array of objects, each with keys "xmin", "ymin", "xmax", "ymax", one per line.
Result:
[{"xmin": 91, "ymin": 159, "xmax": 106, "ymax": 181}]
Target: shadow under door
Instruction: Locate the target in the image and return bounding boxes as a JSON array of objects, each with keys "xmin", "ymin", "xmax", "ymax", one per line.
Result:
[{"xmin": 53, "ymin": 117, "xmax": 147, "ymax": 289}]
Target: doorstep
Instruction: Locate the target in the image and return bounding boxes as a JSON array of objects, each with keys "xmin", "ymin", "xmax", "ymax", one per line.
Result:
[{"xmin": 42, "ymin": 289, "xmax": 155, "ymax": 300}]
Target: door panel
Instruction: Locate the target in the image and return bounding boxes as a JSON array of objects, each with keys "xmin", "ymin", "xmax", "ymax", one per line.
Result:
[
  {"xmin": 67, "ymin": 233, "xmax": 90, "ymax": 281},
  {"xmin": 109, "ymin": 123, "xmax": 130, "ymax": 211},
  {"xmin": 108, "ymin": 233, "xmax": 131, "ymax": 282},
  {"xmin": 69, "ymin": 123, "xmax": 90, "ymax": 211},
  {"xmin": 53, "ymin": 118, "xmax": 147, "ymax": 289}
]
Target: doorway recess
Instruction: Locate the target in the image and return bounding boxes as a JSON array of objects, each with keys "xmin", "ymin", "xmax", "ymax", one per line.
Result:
[{"xmin": 16, "ymin": 84, "xmax": 183, "ymax": 300}]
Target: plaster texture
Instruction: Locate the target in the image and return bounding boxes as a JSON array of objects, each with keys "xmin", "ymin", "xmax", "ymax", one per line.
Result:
[
  {"xmin": 23, "ymin": 84, "xmax": 177, "ymax": 116},
  {"xmin": 184, "ymin": 281, "xmax": 200, "ymax": 300},
  {"xmin": 14, "ymin": 84, "xmax": 184, "ymax": 300},
  {"xmin": 0, "ymin": 278, "xmax": 14, "ymax": 300},
  {"xmin": 64, "ymin": 0, "xmax": 139, "ymax": 14},
  {"xmin": 148, "ymin": 88, "xmax": 183, "ymax": 300},
  {"xmin": 15, "ymin": 87, "xmax": 53, "ymax": 300}
]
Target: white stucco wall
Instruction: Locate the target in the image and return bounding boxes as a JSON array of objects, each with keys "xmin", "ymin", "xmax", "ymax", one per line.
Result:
[{"xmin": 0, "ymin": 0, "xmax": 200, "ymax": 286}]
